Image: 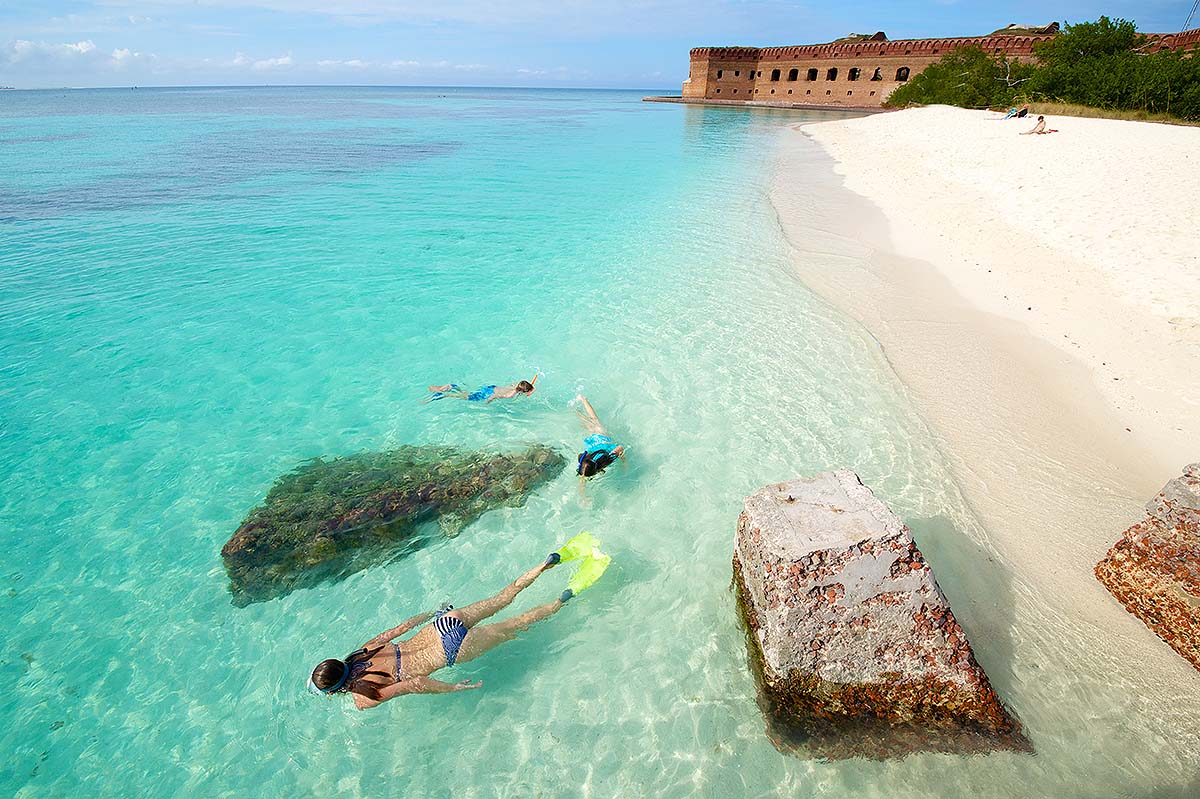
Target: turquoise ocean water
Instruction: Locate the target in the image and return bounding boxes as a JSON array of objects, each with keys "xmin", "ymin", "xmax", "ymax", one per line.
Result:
[{"xmin": 1, "ymin": 87, "xmax": 1195, "ymax": 797}]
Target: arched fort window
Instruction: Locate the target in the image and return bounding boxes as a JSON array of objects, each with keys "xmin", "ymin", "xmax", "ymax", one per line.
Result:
[
  {"xmin": 787, "ymin": 68, "xmax": 798, "ymax": 81},
  {"xmin": 806, "ymin": 68, "xmax": 818, "ymax": 81},
  {"xmin": 896, "ymin": 66, "xmax": 911, "ymax": 82},
  {"xmin": 848, "ymin": 68, "xmax": 860, "ymax": 81},
  {"xmin": 770, "ymin": 68, "xmax": 780, "ymax": 81},
  {"xmin": 716, "ymin": 69, "xmax": 723, "ymax": 79},
  {"xmin": 871, "ymin": 67, "xmax": 882, "ymax": 81},
  {"xmin": 826, "ymin": 67, "xmax": 838, "ymax": 80}
]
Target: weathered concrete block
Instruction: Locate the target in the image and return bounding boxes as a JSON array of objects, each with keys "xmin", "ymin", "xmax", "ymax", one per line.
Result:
[
  {"xmin": 1096, "ymin": 463, "xmax": 1200, "ymax": 671},
  {"xmin": 734, "ymin": 470, "xmax": 1028, "ymax": 759}
]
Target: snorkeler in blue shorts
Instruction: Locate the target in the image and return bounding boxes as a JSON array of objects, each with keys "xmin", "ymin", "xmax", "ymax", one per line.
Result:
[
  {"xmin": 424, "ymin": 375, "xmax": 538, "ymax": 404},
  {"xmin": 575, "ymin": 394, "xmax": 625, "ymax": 478}
]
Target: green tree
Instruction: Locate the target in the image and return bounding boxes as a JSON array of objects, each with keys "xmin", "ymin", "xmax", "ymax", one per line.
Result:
[
  {"xmin": 885, "ymin": 47, "xmax": 1034, "ymax": 109},
  {"xmin": 885, "ymin": 15, "xmax": 1200, "ymax": 121}
]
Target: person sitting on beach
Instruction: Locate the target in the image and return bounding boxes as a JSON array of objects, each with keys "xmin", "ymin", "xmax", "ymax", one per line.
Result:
[
  {"xmin": 1016, "ymin": 104, "xmax": 1030, "ymax": 118},
  {"xmin": 1020, "ymin": 116, "xmax": 1059, "ymax": 136},
  {"xmin": 308, "ymin": 556, "xmax": 568, "ymax": 709},
  {"xmin": 574, "ymin": 394, "xmax": 625, "ymax": 478},
  {"xmin": 425, "ymin": 375, "xmax": 538, "ymax": 404}
]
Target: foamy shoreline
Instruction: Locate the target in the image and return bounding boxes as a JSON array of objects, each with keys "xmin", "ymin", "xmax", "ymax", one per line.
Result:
[{"xmin": 771, "ymin": 106, "xmax": 1200, "ymax": 754}]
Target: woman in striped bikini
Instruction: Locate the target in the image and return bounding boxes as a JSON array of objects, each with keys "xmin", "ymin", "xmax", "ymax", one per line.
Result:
[{"xmin": 307, "ymin": 555, "xmax": 568, "ymax": 709}]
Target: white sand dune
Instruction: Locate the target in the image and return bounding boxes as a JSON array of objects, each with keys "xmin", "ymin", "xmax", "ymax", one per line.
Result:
[{"xmin": 804, "ymin": 105, "xmax": 1200, "ymax": 471}]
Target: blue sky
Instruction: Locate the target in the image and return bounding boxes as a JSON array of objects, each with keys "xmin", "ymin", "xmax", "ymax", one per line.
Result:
[{"xmin": 1, "ymin": 1, "xmax": 1196, "ymax": 89}]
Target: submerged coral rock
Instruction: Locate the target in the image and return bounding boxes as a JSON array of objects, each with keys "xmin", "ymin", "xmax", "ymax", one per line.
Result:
[
  {"xmin": 222, "ymin": 444, "xmax": 565, "ymax": 605},
  {"xmin": 733, "ymin": 470, "xmax": 1028, "ymax": 760},
  {"xmin": 1096, "ymin": 463, "xmax": 1200, "ymax": 671}
]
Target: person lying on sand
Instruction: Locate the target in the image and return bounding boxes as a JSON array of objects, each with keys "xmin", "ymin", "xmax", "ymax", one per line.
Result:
[
  {"xmin": 425, "ymin": 375, "xmax": 538, "ymax": 403},
  {"xmin": 308, "ymin": 556, "xmax": 570, "ymax": 709},
  {"xmin": 1020, "ymin": 116, "xmax": 1059, "ymax": 135},
  {"xmin": 574, "ymin": 394, "xmax": 625, "ymax": 478}
]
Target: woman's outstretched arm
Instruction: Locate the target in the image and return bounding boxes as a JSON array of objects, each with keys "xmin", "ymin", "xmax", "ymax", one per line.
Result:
[
  {"xmin": 363, "ymin": 610, "xmax": 436, "ymax": 648},
  {"xmin": 353, "ymin": 678, "xmax": 481, "ymax": 709}
]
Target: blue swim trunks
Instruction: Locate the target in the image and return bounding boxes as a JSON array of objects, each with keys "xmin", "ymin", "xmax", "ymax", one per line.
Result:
[
  {"xmin": 467, "ymin": 385, "xmax": 496, "ymax": 402},
  {"xmin": 583, "ymin": 434, "xmax": 618, "ymax": 456}
]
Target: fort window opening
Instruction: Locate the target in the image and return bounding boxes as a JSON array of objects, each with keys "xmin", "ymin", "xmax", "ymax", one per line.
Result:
[
  {"xmin": 826, "ymin": 67, "xmax": 838, "ymax": 80},
  {"xmin": 896, "ymin": 66, "xmax": 911, "ymax": 81},
  {"xmin": 734, "ymin": 70, "xmax": 740, "ymax": 76},
  {"xmin": 825, "ymin": 89, "xmax": 831, "ymax": 95},
  {"xmin": 806, "ymin": 68, "xmax": 818, "ymax": 81},
  {"xmin": 806, "ymin": 89, "xmax": 811, "ymax": 94},
  {"xmin": 716, "ymin": 88, "xmax": 721, "ymax": 93},
  {"xmin": 848, "ymin": 68, "xmax": 860, "ymax": 81},
  {"xmin": 748, "ymin": 71, "xmax": 755, "ymax": 80},
  {"xmin": 787, "ymin": 68, "xmax": 798, "ymax": 81},
  {"xmin": 847, "ymin": 90, "xmax": 853, "ymax": 95},
  {"xmin": 871, "ymin": 67, "xmax": 882, "ymax": 81},
  {"xmin": 770, "ymin": 88, "xmax": 775, "ymax": 94},
  {"xmin": 716, "ymin": 69, "xmax": 723, "ymax": 79},
  {"xmin": 788, "ymin": 89, "xmax": 793, "ymax": 94},
  {"xmin": 770, "ymin": 68, "xmax": 780, "ymax": 81}
]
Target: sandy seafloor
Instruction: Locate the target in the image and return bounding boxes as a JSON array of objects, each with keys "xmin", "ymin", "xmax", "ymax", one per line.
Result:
[{"xmin": 2, "ymin": 89, "xmax": 1199, "ymax": 798}]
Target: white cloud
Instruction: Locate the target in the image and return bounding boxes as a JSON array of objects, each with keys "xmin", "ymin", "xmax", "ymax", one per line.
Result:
[
  {"xmin": 317, "ymin": 58, "xmax": 368, "ymax": 69},
  {"xmin": 4, "ymin": 39, "xmax": 99, "ymax": 64},
  {"xmin": 252, "ymin": 53, "xmax": 293, "ymax": 70}
]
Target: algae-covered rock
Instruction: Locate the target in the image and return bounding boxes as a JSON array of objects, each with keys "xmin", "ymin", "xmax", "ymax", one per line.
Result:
[{"xmin": 222, "ymin": 444, "xmax": 565, "ymax": 605}]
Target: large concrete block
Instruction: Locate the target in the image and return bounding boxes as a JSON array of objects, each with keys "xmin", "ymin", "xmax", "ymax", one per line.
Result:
[
  {"xmin": 734, "ymin": 470, "xmax": 1028, "ymax": 759},
  {"xmin": 1096, "ymin": 463, "xmax": 1200, "ymax": 670}
]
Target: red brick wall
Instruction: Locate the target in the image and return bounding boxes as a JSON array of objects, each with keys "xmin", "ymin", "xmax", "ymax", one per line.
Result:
[{"xmin": 681, "ymin": 29, "xmax": 1199, "ymax": 108}]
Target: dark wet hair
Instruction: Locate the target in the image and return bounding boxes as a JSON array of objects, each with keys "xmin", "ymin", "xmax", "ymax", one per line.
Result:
[
  {"xmin": 1037, "ymin": 115, "xmax": 1045, "ymax": 121},
  {"xmin": 311, "ymin": 646, "xmax": 389, "ymax": 700},
  {"xmin": 577, "ymin": 450, "xmax": 616, "ymax": 477},
  {"xmin": 516, "ymin": 380, "xmax": 534, "ymax": 393}
]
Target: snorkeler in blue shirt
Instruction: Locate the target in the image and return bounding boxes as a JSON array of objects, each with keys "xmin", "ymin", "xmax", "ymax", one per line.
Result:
[{"xmin": 575, "ymin": 394, "xmax": 626, "ymax": 478}]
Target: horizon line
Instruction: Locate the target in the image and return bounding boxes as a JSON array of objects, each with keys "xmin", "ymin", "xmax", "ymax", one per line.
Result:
[{"xmin": 1, "ymin": 82, "xmax": 678, "ymax": 93}]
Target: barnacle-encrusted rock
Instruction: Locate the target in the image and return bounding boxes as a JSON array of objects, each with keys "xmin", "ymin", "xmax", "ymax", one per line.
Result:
[
  {"xmin": 222, "ymin": 444, "xmax": 565, "ymax": 605},
  {"xmin": 1096, "ymin": 463, "xmax": 1200, "ymax": 670},
  {"xmin": 734, "ymin": 470, "xmax": 1028, "ymax": 760}
]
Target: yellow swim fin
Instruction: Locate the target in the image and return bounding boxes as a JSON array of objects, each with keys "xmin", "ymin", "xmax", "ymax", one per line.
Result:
[{"xmin": 552, "ymin": 532, "xmax": 611, "ymax": 600}]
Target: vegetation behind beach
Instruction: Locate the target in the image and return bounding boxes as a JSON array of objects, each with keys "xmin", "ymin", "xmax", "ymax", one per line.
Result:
[{"xmin": 886, "ymin": 16, "xmax": 1200, "ymax": 121}]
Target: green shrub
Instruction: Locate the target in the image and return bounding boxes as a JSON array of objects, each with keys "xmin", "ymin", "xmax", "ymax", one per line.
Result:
[{"xmin": 885, "ymin": 15, "xmax": 1200, "ymax": 121}]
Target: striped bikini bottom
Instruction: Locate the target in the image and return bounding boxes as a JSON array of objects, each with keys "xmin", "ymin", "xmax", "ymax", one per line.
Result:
[{"xmin": 433, "ymin": 608, "xmax": 469, "ymax": 667}]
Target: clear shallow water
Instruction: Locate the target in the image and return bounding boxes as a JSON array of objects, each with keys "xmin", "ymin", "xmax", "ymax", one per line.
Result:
[{"xmin": 0, "ymin": 88, "xmax": 1193, "ymax": 797}]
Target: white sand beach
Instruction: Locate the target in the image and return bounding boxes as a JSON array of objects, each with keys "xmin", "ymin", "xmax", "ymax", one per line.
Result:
[
  {"xmin": 772, "ymin": 105, "xmax": 1200, "ymax": 750},
  {"xmin": 803, "ymin": 106, "xmax": 1200, "ymax": 472}
]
